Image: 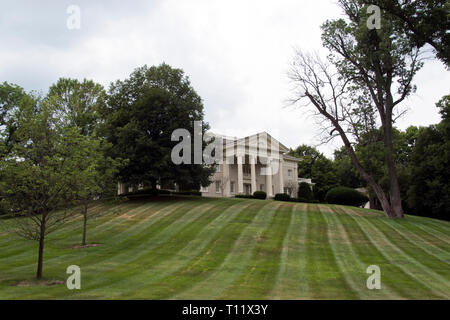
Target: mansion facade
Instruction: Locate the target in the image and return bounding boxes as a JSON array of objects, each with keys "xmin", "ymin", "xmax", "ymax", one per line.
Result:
[{"xmin": 200, "ymin": 132, "xmax": 302, "ymax": 198}]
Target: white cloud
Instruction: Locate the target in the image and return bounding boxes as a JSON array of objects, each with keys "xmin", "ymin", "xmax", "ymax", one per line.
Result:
[{"xmin": 0, "ymin": 0, "xmax": 448, "ymax": 158}]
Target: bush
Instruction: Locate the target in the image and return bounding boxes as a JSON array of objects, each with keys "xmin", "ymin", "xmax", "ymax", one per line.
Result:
[
  {"xmin": 175, "ymin": 190, "xmax": 202, "ymax": 196},
  {"xmin": 274, "ymin": 193, "xmax": 291, "ymax": 202},
  {"xmin": 253, "ymin": 191, "xmax": 267, "ymax": 200},
  {"xmin": 235, "ymin": 194, "xmax": 254, "ymax": 199},
  {"xmin": 298, "ymin": 182, "xmax": 313, "ymax": 200},
  {"xmin": 325, "ymin": 187, "xmax": 368, "ymax": 207}
]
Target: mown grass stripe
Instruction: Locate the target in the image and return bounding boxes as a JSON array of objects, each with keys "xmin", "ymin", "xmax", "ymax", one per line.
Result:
[
  {"xmin": 377, "ymin": 218, "xmax": 450, "ymax": 264},
  {"xmin": 351, "ymin": 209, "xmax": 450, "ymax": 283},
  {"xmin": 69, "ymin": 201, "xmax": 223, "ymax": 295},
  {"xmin": 331, "ymin": 205, "xmax": 443, "ymax": 299},
  {"xmin": 270, "ymin": 203, "xmax": 310, "ymax": 299},
  {"xmin": 346, "ymin": 209, "xmax": 449, "ymax": 298},
  {"xmin": 326, "ymin": 206, "xmax": 403, "ymax": 299},
  {"xmin": 170, "ymin": 201, "xmax": 280, "ymax": 300},
  {"xmin": 102, "ymin": 200, "xmax": 254, "ymax": 298},
  {"xmin": 303, "ymin": 204, "xmax": 356, "ymax": 299},
  {"xmin": 0, "ymin": 201, "xmax": 170, "ymax": 275},
  {"xmin": 219, "ymin": 202, "xmax": 293, "ymax": 299}
]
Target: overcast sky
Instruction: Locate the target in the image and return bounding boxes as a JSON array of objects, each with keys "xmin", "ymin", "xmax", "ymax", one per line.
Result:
[{"xmin": 1, "ymin": 0, "xmax": 448, "ymax": 157}]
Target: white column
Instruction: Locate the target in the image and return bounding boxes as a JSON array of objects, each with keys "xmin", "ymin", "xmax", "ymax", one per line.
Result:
[
  {"xmin": 117, "ymin": 182, "xmax": 122, "ymax": 195},
  {"xmin": 266, "ymin": 159, "xmax": 273, "ymax": 197},
  {"xmin": 237, "ymin": 156, "xmax": 244, "ymax": 194},
  {"xmin": 223, "ymin": 162, "xmax": 230, "ymax": 197},
  {"xmin": 250, "ymin": 155, "xmax": 257, "ymax": 195},
  {"xmin": 279, "ymin": 158, "xmax": 284, "ymax": 194}
]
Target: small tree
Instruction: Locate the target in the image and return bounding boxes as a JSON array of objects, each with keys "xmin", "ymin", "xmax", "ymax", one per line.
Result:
[
  {"xmin": 73, "ymin": 138, "xmax": 122, "ymax": 246},
  {"xmin": 47, "ymin": 78, "xmax": 122, "ymax": 246},
  {"xmin": 0, "ymin": 96, "xmax": 95, "ymax": 279}
]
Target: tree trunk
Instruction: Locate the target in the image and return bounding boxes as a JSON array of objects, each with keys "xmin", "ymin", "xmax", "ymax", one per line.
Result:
[
  {"xmin": 82, "ymin": 201, "xmax": 88, "ymax": 246},
  {"xmin": 382, "ymin": 108, "xmax": 405, "ymax": 219},
  {"xmin": 36, "ymin": 213, "xmax": 47, "ymax": 279},
  {"xmin": 339, "ymin": 129, "xmax": 402, "ymax": 219}
]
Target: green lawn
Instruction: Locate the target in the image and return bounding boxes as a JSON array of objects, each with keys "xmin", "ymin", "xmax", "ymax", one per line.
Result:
[{"xmin": 0, "ymin": 196, "xmax": 449, "ymax": 299}]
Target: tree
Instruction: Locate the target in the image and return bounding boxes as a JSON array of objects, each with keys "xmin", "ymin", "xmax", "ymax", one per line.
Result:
[
  {"xmin": 311, "ymin": 155, "xmax": 339, "ymax": 202},
  {"xmin": 289, "ymin": 1, "xmax": 423, "ymax": 218},
  {"xmin": 359, "ymin": 0, "xmax": 450, "ymax": 66},
  {"xmin": 406, "ymin": 95, "xmax": 450, "ymax": 220},
  {"xmin": 298, "ymin": 182, "xmax": 313, "ymax": 200},
  {"xmin": 102, "ymin": 64, "xmax": 215, "ymax": 191},
  {"xmin": 289, "ymin": 145, "xmax": 338, "ymax": 202},
  {"xmin": 0, "ymin": 82, "xmax": 30, "ymax": 160},
  {"xmin": 288, "ymin": 144, "xmax": 322, "ymax": 178},
  {"xmin": 48, "ymin": 78, "xmax": 106, "ymax": 136},
  {"xmin": 73, "ymin": 139, "xmax": 121, "ymax": 246},
  {"xmin": 0, "ymin": 95, "xmax": 96, "ymax": 279},
  {"xmin": 47, "ymin": 78, "xmax": 122, "ymax": 246},
  {"xmin": 333, "ymin": 147, "xmax": 363, "ymax": 188}
]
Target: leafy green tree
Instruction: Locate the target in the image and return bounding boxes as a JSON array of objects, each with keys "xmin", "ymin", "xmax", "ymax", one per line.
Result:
[
  {"xmin": 289, "ymin": 145, "xmax": 339, "ymax": 202},
  {"xmin": 333, "ymin": 147, "xmax": 364, "ymax": 188},
  {"xmin": 0, "ymin": 82, "xmax": 30, "ymax": 160},
  {"xmin": 72, "ymin": 138, "xmax": 122, "ymax": 246},
  {"xmin": 359, "ymin": 0, "xmax": 449, "ymax": 66},
  {"xmin": 0, "ymin": 95, "xmax": 97, "ymax": 279},
  {"xmin": 47, "ymin": 78, "xmax": 122, "ymax": 246},
  {"xmin": 311, "ymin": 156, "xmax": 339, "ymax": 202},
  {"xmin": 48, "ymin": 78, "xmax": 106, "ymax": 136},
  {"xmin": 102, "ymin": 64, "xmax": 215, "ymax": 191},
  {"xmin": 406, "ymin": 95, "xmax": 450, "ymax": 220},
  {"xmin": 298, "ymin": 182, "xmax": 313, "ymax": 200},
  {"xmin": 288, "ymin": 145, "xmax": 321, "ymax": 178}
]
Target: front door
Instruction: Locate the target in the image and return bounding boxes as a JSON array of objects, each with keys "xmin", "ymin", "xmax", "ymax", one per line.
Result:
[{"xmin": 244, "ymin": 184, "xmax": 252, "ymax": 195}]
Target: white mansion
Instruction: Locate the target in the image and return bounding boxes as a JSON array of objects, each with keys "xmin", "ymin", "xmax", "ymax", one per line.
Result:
[{"xmin": 200, "ymin": 132, "xmax": 303, "ymax": 198}]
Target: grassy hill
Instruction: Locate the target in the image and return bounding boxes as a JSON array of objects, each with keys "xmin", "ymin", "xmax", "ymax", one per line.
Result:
[{"xmin": 0, "ymin": 196, "xmax": 449, "ymax": 299}]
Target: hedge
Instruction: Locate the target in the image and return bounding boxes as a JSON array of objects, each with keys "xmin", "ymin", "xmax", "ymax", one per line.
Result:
[
  {"xmin": 274, "ymin": 193, "xmax": 291, "ymax": 202},
  {"xmin": 253, "ymin": 191, "xmax": 267, "ymax": 200},
  {"xmin": 325, "ymin": 187, "xmax": 368, "ymax": 207}
]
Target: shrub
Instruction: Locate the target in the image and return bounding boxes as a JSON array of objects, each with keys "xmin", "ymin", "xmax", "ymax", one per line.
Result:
[
  {"xmin": 253, "ymin": 191, "xmax": 267, "ymax": 200},
  {"xmin": 235, "ymin": 194, "xmax": 254, "ymax": 199},
  {"xmin": 274, "ymin": 193, "xmax": 291, "ymax": 202},
  {"xmin": 175, "ymin": 190, "xmax": 202, "ymax": 196},
  {"xmin": 325, "ymin": 187, "xmax": 369, "ymax": 207},
  {"xmin": 298, "ymin": 182, "xmax": 313, "ymax": 200}
]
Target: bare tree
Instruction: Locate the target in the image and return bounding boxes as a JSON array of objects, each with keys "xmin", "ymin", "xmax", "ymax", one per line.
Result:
[{"xmin": 288, "ymin": 50, "xmax": 417, "ymax": 218}]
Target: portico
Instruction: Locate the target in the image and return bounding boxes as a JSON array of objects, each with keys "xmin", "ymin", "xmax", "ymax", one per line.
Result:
[{"xmin": 200, "ymin": 132, "xmax": 302, "ymax": 198}]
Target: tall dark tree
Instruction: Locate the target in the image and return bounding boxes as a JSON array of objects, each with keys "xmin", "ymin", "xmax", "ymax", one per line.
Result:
[{"xmin": 102, "ymin": 64, "xmax": 214, "ymax": 191}]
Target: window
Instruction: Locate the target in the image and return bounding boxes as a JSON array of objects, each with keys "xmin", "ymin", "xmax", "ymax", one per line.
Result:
[
  {"xmin": 215, "ymin": 181, "xmax": 221, "ymax": 193},
  {"xmin": 243, "ymin": 165, "xmax": 251, "ymax": 175},
  {"xmin": 200, "ymin": 185, "xmax": 209, "ymax": 193},
  {"xmin": 260, "ymin": 184, "xmax": 265, "ymax": 191},
  {"xmin": 230, "ymin": 181, "xmax": 235, "ymax": 194},
  {"xmin": 288, "ymin": 169, "xmax": 293, "ymax": 180},
  {"xmin": 215, "ymin": 164, "xmax": 221, "ymax": 173}
]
